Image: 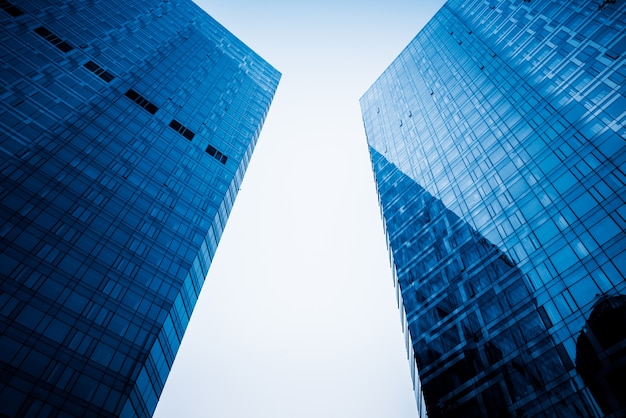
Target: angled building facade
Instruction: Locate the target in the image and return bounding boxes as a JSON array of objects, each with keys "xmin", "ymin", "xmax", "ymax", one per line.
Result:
[
  {"xmin": 361, "ymin": 1, "xmax": 625, "ymax": 417},
  {"xmin": 0, "ymin": 1, "xmax": 279, "ymax": 416}
]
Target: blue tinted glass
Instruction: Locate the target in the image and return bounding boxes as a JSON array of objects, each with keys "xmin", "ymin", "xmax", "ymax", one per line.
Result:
[
  {"xmin": 0, "ymin": 1, "xmax": 279, "ymax": 416},
  {"xmin": 361, "ymin": 1, "xmax": 626, "ymax": 416}
]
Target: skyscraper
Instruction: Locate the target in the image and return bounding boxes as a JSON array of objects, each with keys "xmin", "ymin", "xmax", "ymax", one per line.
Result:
[
  {"xmin": 361, "ymin": 1, "xmax": 625, "ymax": 417},
  {"xmin": 0, "ymin": 1, "xmax": 279, "ymax": 416}
]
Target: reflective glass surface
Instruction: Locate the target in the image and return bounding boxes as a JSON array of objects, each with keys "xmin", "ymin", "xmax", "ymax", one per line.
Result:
[
  {"xmin": 361, "ymin": 1, "xmax": 625, "ymax": 416},
  {"xmin": 0, "ymin": 1, "xmax": 280, "ymax": 416}
]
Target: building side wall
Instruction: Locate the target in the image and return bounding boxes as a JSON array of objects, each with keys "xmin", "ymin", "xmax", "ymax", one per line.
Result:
[
  {"xmin": 362, "ymin": 0, "xmax": 625, "ymax": 416},
  {"xmin": 0, "ymin": 1, "xmax": 279, "ymax": 416}
]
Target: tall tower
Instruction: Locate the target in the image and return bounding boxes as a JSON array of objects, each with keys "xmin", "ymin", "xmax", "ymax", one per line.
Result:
[
  {"xmin": 0, "ymin": 1, "xmax": 279, "ymax": 416},
  {"xmin": 361, "ymin": 1, "xmax": 625, "ymax": 416}
]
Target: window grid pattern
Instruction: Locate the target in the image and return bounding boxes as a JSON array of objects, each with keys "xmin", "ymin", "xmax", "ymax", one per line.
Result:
[
  {"xmin": 0, "ymin": 1, "xmax": 280, "ymax": 417},
  {"xmin": 361, "ymin": 0, "xmax": 625, "ymax": 416}
]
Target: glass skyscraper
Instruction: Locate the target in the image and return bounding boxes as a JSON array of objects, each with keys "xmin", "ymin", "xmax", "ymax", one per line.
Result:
[
  {"xmin": 0, "ymin": 1, "xmax": 279, "ymax": 416},
  {"xmin": 361, "ymin": 1, "xmax": 625, "ymax": 417}
]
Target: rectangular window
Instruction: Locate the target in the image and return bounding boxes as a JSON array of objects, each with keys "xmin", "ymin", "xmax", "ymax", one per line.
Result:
[
  {"xmin": 537, "ymin": 305, "xmax": 552, "ymax": 329},
  {"xmin": 168, "ymin": 119, "xmax": 195, "ymax": 140},
  {"xmin": 124, "ymin": 89, "xmax": 139, "ymax": 101},
  {"xmin": 182, "ymin": 129, "xmax": 194, "ymax": 141},
  {"xmin": 84, "ymin": 60, "xmax": 99, "ymax": 72},
  {"xmin": 124, "ymin": 89, "xmax": 158, "ymax": 114},
  {"xmin": 34, "ymin": 26, "xmax": 74, "ymax": 52},
  {"xmin": 169, "ymin": 119, "xmax": 182, "ymax": 132},
  {"xmin": 0, "ymin": 0, "xmax": 24, "ymax": 17},
  {"xmin": 99, "ymin": 71, "xmax": 115, "ymax": 82},
  {"xmin": 34, "ymin": 26, "xmax": 53, "ymax": 38},
  {"xmin": 205, "ymin": 144, "xmax": 228, "ymax": 165},
  {"xmin": 83, "ymin": 61, "xmax": 115, "ymax": 83}
]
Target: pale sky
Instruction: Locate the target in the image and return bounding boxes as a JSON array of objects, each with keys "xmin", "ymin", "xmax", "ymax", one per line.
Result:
[{"xmin": 153, "ymin": 2, "xmax": 445, "ymax": 417}]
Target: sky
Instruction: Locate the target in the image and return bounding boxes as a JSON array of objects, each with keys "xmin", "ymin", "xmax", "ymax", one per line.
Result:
[{"xmin": 153, "ymin": 2, "xmax": 445, "ymax": 417}]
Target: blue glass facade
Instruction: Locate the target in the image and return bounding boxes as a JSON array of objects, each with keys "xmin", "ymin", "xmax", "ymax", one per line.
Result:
[
  {"xmin": 0, "ymin": 1, "xmax": 279, "ymax": 416},
  {"xmin": 361, "ymin": 1, "xmax": 625, "ymax": 417}
]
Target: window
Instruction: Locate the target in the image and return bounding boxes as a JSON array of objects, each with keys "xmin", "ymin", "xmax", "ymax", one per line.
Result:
[
  {"xmin": 34, "ymin": 27, "xmax": 73, "ymax": 52},
  {"xmin": 168, "ymin": 120, "xmax": 195, "ymax": 140},
  {"xmin": 0, "ymin": 0, "xmax": 23, "ymax": 17},
  {"xmin": 83, "ymin": 61, "xmax": 115, "ymax": 83},
  {"xmin": 124, "ymin": 89, "xmax": 158, "ymax": 114},
  {"xmin": 205, "ymin": 145, "xmax": 228, "ymax": 165}
]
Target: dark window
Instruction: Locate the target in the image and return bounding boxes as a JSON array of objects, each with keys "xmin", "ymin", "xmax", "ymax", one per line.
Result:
[
  {"xmin": 83, "ymin": 61, "xmax": 99, "ymax": 72},
  {"xmin": 182, "ymin": 129, "xmax": 194, "ymax": 140},
  {"xmin": 169, "ymin": 120, "xmax": 182, "ymax": 131},
  {"xmin": 57, "ymin": 42, "xmax": 73, "ymax": 53},
  {"xmin": 205, "ymin": 144, "xmax": 228, "ymax": 165},
  {"xmin": 34, "ymin": 27, "xmax": 52, "ymax": 38},
  {"xmin": 99, "ymin": 71, "xmax": 115, "ymax": 82},
  {"xmin": 168, "ymin": 119, "xmax": 195, "ymax": 140},
  {"xmin": 144, "ymin": 102, "xmax": 157, "ymax": 114},
  {"xmin": 124, "ymin": 89, "xmax": 158, "ymax": 114},
  {"xmin": 1, "ymin": 0, "xmax": 24, "ymax": 17},
  {"xmin": 124, "ymin": 89, "xmax": 140, "ymax": 101},
  {"xmin": 34, "ymin": 27, "xmax": 74, "ymax": 52},
  {"xmin": 537, "ymin": 305, "xmax": 552, "ymax": 328}
]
